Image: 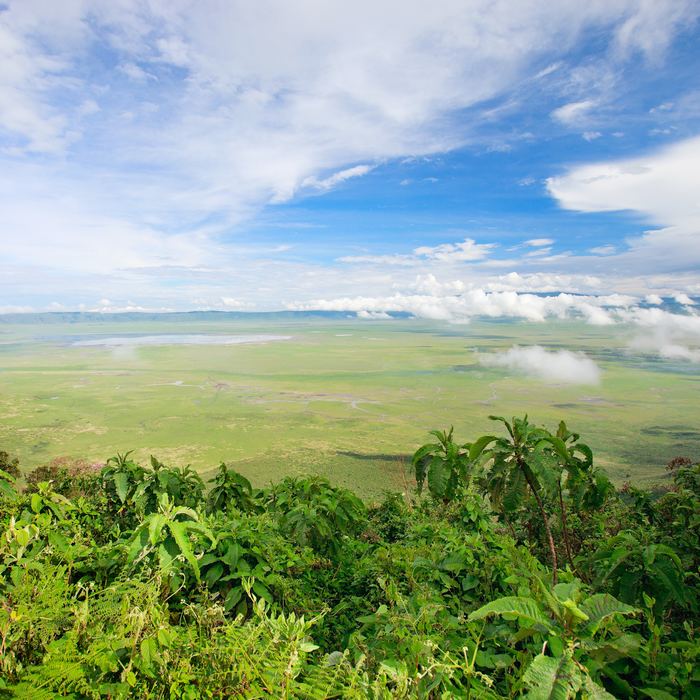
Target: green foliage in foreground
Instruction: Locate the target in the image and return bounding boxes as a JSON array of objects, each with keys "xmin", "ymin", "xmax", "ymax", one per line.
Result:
[{"xmin": 1, "ymin": 417, "xmax": 699, "ymax": 698}]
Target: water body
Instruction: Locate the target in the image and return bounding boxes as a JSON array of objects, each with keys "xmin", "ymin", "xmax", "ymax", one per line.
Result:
[{"xmin": 73, "ymin": 334, "xmax": 292, "ymax": 347}]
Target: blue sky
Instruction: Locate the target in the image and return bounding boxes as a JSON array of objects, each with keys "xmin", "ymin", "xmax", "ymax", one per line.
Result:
[{"xmin": 1, "ymin": 0, "xmax": 700, "ymax": 332}]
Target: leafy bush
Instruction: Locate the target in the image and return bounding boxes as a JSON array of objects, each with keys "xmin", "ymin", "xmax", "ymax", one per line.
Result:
[
  {"xmin": 206, "ymin": 462, "xmax": 259, "ymax": 514},
  {"xmin": 24, "ymin": 457, "xmax": 102, "ymax": 498},
  {"xmin": 265, "ymin": 475, "xmax": 367, "ymax": 555},
  {"xmin": 0, "ymin": 451, "xmax": 20, "ymax": 480},
  {"xmin": 1, "ymin": 421, "xmax": 698, "ymax": 698}
]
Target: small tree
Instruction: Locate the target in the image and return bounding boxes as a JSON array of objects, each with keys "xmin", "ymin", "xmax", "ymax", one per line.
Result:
[
  {"xmin": 412, "ymin": 427, "xmax": 471, "ymax": 502},
  {"xmin": 471, "ymin": 416, "xmax": 562, "ymax": 583}
]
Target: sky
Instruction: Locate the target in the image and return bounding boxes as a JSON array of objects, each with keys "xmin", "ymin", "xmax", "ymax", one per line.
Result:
[{"xmin": 1, "ymin": 0, "xmax": 700, "ymax": 338}]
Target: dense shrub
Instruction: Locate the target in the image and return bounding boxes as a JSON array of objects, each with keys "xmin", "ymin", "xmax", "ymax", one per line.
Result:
[{"xmin": 1, "ymin": 421, "xmax": 699, "ymax": 698}]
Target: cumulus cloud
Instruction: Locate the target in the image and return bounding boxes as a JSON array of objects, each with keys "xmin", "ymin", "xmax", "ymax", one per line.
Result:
[
  {"xmin": 545, "ymin": 134, "xmax": 700, "ymax": 284},
  {"xmin": 524, "ymin": 238, "xmax": 554, "ymax": 247},
  {"xmin": 338, "ymin": 237, "xmax": 496, "ymax": 266},
  {"xmin": 414, "ymin": 239, "xmax": 497, "ymax": 263},
  {"xmin": 547, "ymin": 135, "xmax": 700, "ymax": 229},
  {"xmin": 674, "ymin": 293, "xmax": 696, "ymax": 306},
  {"xmin": 623, "ymin": 307, "xmax": 700, "ymax": 362},
  {"xmin": 483, "ymin": 272, "xmax": 604, "ymax": 293},
  {"xmin": 477, "ymin": 345, "xmax": 602, "ymax": 384},
  {"xmin": 289, "ymin": 289, "xmax": 633, "ymax": 324}
]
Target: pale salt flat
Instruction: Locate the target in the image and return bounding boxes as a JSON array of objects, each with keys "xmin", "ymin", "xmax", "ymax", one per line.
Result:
[{"xmin": 73, "ymin": 334, "xmax": 292, "ymax": 347}]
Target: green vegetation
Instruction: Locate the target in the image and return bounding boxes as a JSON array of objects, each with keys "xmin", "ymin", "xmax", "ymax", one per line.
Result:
[
  {"xmin": 1, "ymin": 416, "xmax": 698, "ymax": 698},
  {"xmin": 1, "ymin": 317, "xmax": 700, "ymax": 494}
]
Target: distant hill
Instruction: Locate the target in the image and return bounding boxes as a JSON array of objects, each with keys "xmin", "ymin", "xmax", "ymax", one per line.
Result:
[{"xmin": 0, "ymin": 310, "xmax": 411, "ymax": 324}]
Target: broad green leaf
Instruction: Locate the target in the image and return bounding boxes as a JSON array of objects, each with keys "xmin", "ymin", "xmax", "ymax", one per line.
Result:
[
  {"xmin": 572, "ymin": 443, "xmax": 593, "ymax": 468},
  {"xmin": 651, "ymin": 556, "xmax": 687, "ymax": 605},
  {"xmin": 579, "ymin": 594, "xmax": 638, "ymax": 635},
  {"xmin": 584, "ymin": 633, "xmax": 641, "ymax": 660},
  {"xmin": 203, "ymin": 562, "xmax": 224, "ymax": 587},
  {"xmin": 48, "ymin": 530, "xmax": 70, "ymax": 554},
  {"xmin": 199, "ymin": 552, "xmax": 219, "ymax": 567},
  {"xmin": 642, "ymin": 543, "xmax": 682, "ymax": 569},
  {"xmin": 469, "ymin": 435, "xmax": 497, "ymax": 461},
  {"xmin": 502, "ymin": 467, "xmax": 526, "ymax": 513},
  {"xmin": 413, "ymin": 444, "xmax": 440, "ymax": 463},
  {"xmin": 140, "ymin": 637, "xmax": 159, "ymax": 672},
  {"xmin": 581, "ymin": 677, "xmax": 616, "ymax": 700},
  {"xmin": 541, "ymin": 436, "xmax": 570, "ymax": 464},
  {"xmin": 251, "ymin": 580, "xmax": 273, "ymax": 603},
  {"xmin": 468, "ymin": 596, "xmax": 552, "ymax": 631},
  {"xmin": 15, "ymin": 527, "xmax": 30, "ymax": 548},
  {"xmin": 158, "ymin": 542, "xmax": 175, "ymax": 571},
  {"xmin": 553, "ymin": 582, "xmax": 580, "ymax": 602},
  {"xmin": 31, "ymin": 493, "xmax": 42, "ymax": 514},
  {"xmin": 488, "ymin": 415, "xmax": 514, "ymax": 439},
  {"xmin": 127, "ymin": 528, "xmax": 149, "ymax": 563},
  {"xmin": 113, "ymin": 472, "xmax": 130, "ymax": 503},
  {"xmin": 528, "ymin": 451, "xmax": 560, "ymax": 496},
  {"xmin": 148, "ymin": 514, "xmax": 166, "ymax": 545},
  {"xmin": 522, "ymin": 653, "xmax": 581, "ymax": 700},
  {"xmin": 561, "ymin": 600, "xmax": 589, "ymax": 623},
  {"xmin": 427, "ymin": 456, "xmax": 450, "ymax": 498},
  {"xmin": 168, "ymin": 521, "xmax": 200, "ymax": 581},
  {"xmin": 224, "ymin": 586, "xmax": 243, "ymax": 611},
  {"xmin": 639, "ymin": 689, "xmax": 678, "ymax": 700},
  {"xmin": 379, "ymin": 659, "xmax": 407, "ymax": 679}
]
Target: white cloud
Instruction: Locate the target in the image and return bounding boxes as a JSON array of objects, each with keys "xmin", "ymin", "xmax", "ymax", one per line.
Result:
[
  {"xmin": 589, "ymin": 245, "xmax": 617, "ymax": 255},
  {"xmin": 551, "ymin": 99, "xmax": 597, "ymax": 125},
  {"xmin": 483, "ymin": 271, "xmax": 604, "ymax": 293},
  {"xmin": 302, "ymin": 164, "xmax": 374, "ymax": 193},
  {"xmin": 338, "ymin": 254, "xmax": 416, "ymax": 266},
  {"xmin": 220, "ymin": 297, "xmax": 247, "ymax": 309},
  {"xmin": 644, "ymin": 293, "xmax": 663, "ymax": 305},
  {"xmin": 289, "ymin": 289, "xmax": 633, "ymax": 325},
  {"xmin": 0, "ymin": 305, "xmax": 35, "ymax": 314},
  {"xmin": 477, "ymin": 345, "xmax": 602, "ymax": 384},
  {"xmin": 547, "ymin": 135, "xmax": 700, "ymax": 229},
  {"xmin": 357, "ymin": 310, "xmax": 392, "ymax": 319},
  {"xmin": 339, "ymin": 237, "xmax": 495, "ymax": 266},
  {"xmin": 613, "ymin": 0, "xmax": 699, "ymax": 60},
  {"xmin": 1, "ymin": 0, "xmax": 699, "ymax": 309},
  {"xmin": 118, "ymin": 62, "xmax": 156, "ymax": 82},
  {"xmin": 1, "ymin": 2, "xmax": 695, "ymax": 224},
  {"xmin": 524, "ymin": 247, "xmax": 552, "ymax": 257},
  {"xmin": 623, "ymin": 307, "xmax": 700, "ymax": 362},
  {"xmin": 547, "ymin": 135, "xmax": 700, "ymax": 276},
  {"xmin": 674, "ymin": 293, "xmax": 696, "ymax": 306},
  {"xmin": 414, "ymin": 239, "xmax": 496, "ymax": 262},
  {"xmin": 524, "ymin": 238, "xmax": 554, "ymax": 247}
]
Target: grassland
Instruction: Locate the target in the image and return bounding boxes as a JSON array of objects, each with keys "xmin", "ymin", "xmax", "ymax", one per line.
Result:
[{"xmin": 1, "ymin": 315, "xmax": 698, "ymax": 496}]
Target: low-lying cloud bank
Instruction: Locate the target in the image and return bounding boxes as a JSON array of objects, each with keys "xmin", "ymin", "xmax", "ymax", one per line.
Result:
[
  {"xmin": 622, "ymin": 307, "xmax": 700, "ymax": 362},
  {"xmin": 288, "ymin": 288, "xmax": 700, "ymax": 362},
  {"xmin": 289, "ymin": 290, "xmax": 631, "ymax": 324},
  {"xmin": 477, "ymin": 346, "xmax": 602, "ymax": 385}
]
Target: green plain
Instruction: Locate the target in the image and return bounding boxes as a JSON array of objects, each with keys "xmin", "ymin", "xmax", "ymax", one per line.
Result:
[{"xmin": 1, "ymin": 316, "xmax": 698, "ymax": 496}]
